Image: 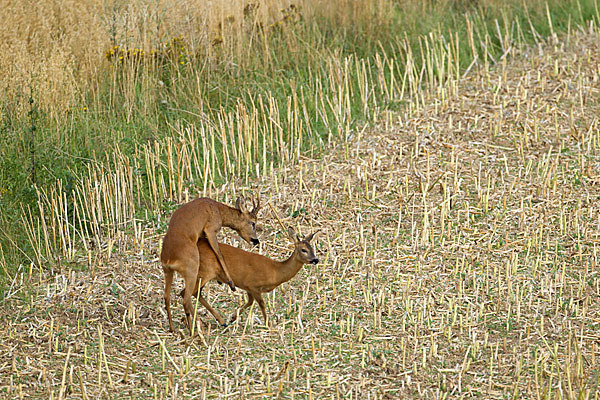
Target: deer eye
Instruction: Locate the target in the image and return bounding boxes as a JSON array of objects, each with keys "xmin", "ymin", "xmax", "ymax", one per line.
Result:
[{"xmin": 301, "ymin": 249, "xmax": 307, "ymax": 253}]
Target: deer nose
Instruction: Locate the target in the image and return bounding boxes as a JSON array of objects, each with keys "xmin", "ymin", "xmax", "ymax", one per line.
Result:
[
  {"xmin": 251, "ymin": 238, "xmax": 260, "ymax": 246},
  {"xmin": 311, "ymin": 258, "xmax": 319, "ymax": 265}
]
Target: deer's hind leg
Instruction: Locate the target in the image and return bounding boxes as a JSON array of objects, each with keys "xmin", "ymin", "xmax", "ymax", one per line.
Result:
[
  {"xmin": 194, "ymin": 274, "xmax": 227, "ymax": 327},
  {"xmin": 178, "ymin": 251, "xmax": 205, "ymax": 335},
  {"xmin": 162, "ymin": 266, "xmax": 175, "ymax": 332}
]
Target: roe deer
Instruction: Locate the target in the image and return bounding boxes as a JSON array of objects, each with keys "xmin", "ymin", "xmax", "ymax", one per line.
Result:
[
  {"xmin": 190, "ymin": 228, "xmax": 319, "ymax": 326},
  {"xmin": 161, "ymin": 196, "xmax": 260, "ymax": 333}
]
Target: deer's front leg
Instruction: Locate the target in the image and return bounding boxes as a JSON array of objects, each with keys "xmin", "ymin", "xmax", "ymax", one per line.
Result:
[{"xmin": 205, "ymin": 231, "xmax": 236, "ymax": 292}]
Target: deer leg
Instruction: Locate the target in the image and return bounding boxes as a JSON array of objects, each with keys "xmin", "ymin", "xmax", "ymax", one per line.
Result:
[
  {"xmin": 251, "ymin": 292, "xmax": 268, "ymax": 325},
  {"xmin": 197, "ymin": 293, "xmax": 227, "ymax": 327},
  {"xmin": 194, "ymin": 277, "xmax": 227, "ymax": 327},
  {"xmin": 181, "ymin": 262, "xmax": 203, "ymax": 336},
  {"xmin": 179, "ymin": 278, "xmax": 205, "ymax": 298},
  {"xmin": 162, "ymin": 267, "xmax": 175, "ymax": 332},
  {"xmin": 231, "ymin": 292, "xmax": 254, "ymax": 323},
  {"xmin": 205, "ymin": 232, "xmax": 236, "ymax": 292}
]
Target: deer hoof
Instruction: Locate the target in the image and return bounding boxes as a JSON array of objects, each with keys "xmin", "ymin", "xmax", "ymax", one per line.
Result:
[
  {"xmin": 221, "ymin": 322, "xmax": 229, "ymax": 328},
  {"xmin": 227, "ymin": 280, "xmax": 236, "ymax": 292}
]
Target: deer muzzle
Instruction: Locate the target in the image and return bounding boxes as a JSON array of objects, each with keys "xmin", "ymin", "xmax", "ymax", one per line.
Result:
[
  {"xmin": 311, "ymin": 258, "xmax": 319, "ymax": 265},
  {"xmin": 251, "ymin": 238, "xmax": 260, "ymax": 246}
]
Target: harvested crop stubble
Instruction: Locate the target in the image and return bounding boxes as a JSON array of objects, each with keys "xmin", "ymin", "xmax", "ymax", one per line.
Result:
[{"xmin": 1, "ymin": 29, "xmax": 600, "ymax": 398}]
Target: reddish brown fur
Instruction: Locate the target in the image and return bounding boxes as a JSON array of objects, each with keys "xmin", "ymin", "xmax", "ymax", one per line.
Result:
[
  {"xmin": 191, "ymin": 229, "xmax": 318, "ymax": 326},
  {"xmin": 160, "ymin": 196, "xmax": 260, "ymax": 334}
]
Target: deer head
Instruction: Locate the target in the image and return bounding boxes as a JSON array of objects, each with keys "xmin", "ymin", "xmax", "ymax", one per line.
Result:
[
  {"xmin": 234, "ymin": 196, "xmax": 261, "ymax": 246},
  {"xmin": 288, "ymin": 227, "xmax": 319, "ymax": 265}
]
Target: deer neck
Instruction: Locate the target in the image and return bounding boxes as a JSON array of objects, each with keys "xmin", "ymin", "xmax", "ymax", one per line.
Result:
[
  {"xmin": 215, "ymin": 202, "xmax": 241, "ymax": 228},
  {"xmin": 275, "ymin": 249, "xmax": 306, "ymax": 284}
]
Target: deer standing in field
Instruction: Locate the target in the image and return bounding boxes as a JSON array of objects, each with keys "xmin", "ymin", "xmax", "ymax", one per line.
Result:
[
  {"xmin": 160, "ymin": 196, "xmax": 260, "ymax": 333},
  {"xmin": 189, "ymin": 228, "xmax": 319, "ymax": 326}
]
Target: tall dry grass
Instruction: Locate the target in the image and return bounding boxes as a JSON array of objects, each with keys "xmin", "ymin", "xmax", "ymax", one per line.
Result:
[
  {"xmin": 1, "ymin": 0, "xmax": 503, "ymax": 118},
  {"xmin": 0, "ymin": 0, "xmax": 361, "ymax": 118}
]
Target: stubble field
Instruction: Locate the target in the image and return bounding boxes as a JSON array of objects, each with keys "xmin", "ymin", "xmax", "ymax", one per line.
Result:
[{"xmin": 2, "ymin": 12, "xmax": 600, "ymax": 400}]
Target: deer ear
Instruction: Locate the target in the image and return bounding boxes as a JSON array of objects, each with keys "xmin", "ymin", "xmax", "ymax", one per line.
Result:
[
  {"xmin": 304, "ymin": 230, "xmax": 319, "ymax": 242},
  {"xmin": 287, "ymin": 227, "xmax": 298, "ymax": 243},
  {"xmin": 235, "ymin": 197, "xmax": 247, "ymax": 212},
  {"xmin": 251, "ymin": 196, "xmax": 261, "ymax": 216}
]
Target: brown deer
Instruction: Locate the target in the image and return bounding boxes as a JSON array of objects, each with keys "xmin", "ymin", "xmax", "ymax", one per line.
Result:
[
  {"xmin": 160, "ymin": 196, "xmax": 260, "ymax": 333},
  {"xmin": 189, "ymin": 228, "xmax": 319, "ymax": 327}
]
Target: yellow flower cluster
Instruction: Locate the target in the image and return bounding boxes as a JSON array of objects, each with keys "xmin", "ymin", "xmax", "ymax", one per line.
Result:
[
  {"xmin": 164, "ymin": 36, "xmax": 188, "ymax": 65},
  {"xmin": 104, "ymin": 36, "xmax": 190, "ymax": 66},
  {"xmin": 105, "ymin": 45, "xmax": 149, "ymax": 62}
]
